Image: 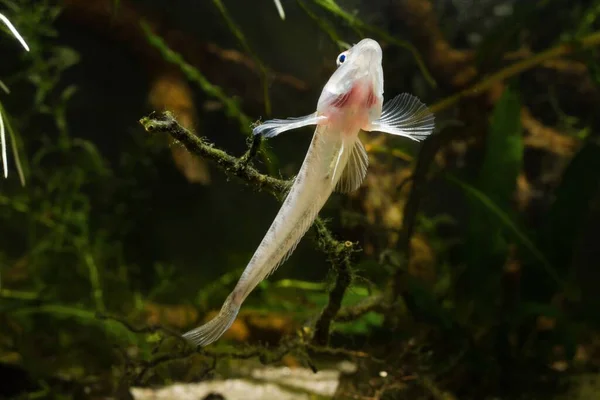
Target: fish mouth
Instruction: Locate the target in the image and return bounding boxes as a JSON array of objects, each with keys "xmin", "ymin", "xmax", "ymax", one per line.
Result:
[
  {"xmin": 354, "ymin": 38, "xmax": 383, "ymax": 64},
  {"xmin": 349, "ymin": 39, "xmax": 383, "ymax": 85}
]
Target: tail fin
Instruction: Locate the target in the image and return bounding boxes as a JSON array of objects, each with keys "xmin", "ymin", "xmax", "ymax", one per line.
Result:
[{"xmin": 182, "ymin": 296, "xmax": 240, "ymax": 347}]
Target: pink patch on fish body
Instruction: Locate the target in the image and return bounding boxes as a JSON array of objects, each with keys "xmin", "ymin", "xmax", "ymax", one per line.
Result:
[{"xmin": 325, "ymin": 81, "xmax": 378, "ymax": 135}]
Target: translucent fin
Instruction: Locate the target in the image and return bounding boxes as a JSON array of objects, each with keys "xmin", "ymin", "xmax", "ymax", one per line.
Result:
[
  {"xmin": 335, "ymin": 138, "xmax": 369, "ymax": 193},
  {"xmin": 253, "ymin": 113, "xmax": 327, "ymax": 138},
  {"xmin": 331, "ymin": 141, "xmax": 344, "ymax": 185},
  {"xmin": 367, "ymin": 93, "xmax": 435, "ymax": 142},
  {"xmin": 182, "ymin": 294, "xmax": 240, "ymax": 347}
]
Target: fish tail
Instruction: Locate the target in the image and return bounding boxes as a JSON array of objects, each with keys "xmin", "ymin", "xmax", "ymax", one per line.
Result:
[{"xmin": 182, "ymin": 294, "xmax": 240, "ymax": 347}]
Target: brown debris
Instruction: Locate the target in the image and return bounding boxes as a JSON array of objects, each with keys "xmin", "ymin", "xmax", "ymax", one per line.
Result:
[
  {"xmin": 521, "ymin": 107, "xmax": 581, "ymax": 157},
  {"xmin": 148, "ymin": 71, "xmax": 211, "ymax": 184},
  {"xmin": 516, "ymin": 173, "xmax": 536, "ymax": 212},
  {"xmin": 391, "ymin": 0, "xmax": 477, "ymax": 88},
  {"xmin": 143, "ymin": 301, "xmax": 199, "ymax": 329}
]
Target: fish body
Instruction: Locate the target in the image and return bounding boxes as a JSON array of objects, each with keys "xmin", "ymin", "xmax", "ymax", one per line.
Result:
[{"xmin": 182, "ymin": 38, "xmax": 435, "ymax": 347}]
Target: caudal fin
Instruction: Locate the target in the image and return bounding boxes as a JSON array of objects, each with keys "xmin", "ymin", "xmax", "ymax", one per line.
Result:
[{"xmin": 182, "ymin": 296, "xmax": 240, "ymax": 347}]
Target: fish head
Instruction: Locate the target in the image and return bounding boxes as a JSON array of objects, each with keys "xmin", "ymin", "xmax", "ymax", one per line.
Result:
[{"xmin": 317, "ymin": 38, "xmax": 384, "ymax": 129}]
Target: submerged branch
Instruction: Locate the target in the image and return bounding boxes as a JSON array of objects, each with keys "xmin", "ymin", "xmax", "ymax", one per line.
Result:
[
  {"xmin": 311, "ymin": 222, "xmax": 354, "ymax": 346},
  {"xmin": 141, "ymin": 111, "xmax": 285, "ymax": 193},
  {"xmin": 140, "ymin": 111, "xmax": 357, "ymax": 345},
  {"xmin": 335, "ymin": 294, "xmax": 388, "ymax": 322}
]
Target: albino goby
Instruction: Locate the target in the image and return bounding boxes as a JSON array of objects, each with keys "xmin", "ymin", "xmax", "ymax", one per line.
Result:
[{"xmin": 182, "ymin": 38, "xmax": 435, "ymax": 347}]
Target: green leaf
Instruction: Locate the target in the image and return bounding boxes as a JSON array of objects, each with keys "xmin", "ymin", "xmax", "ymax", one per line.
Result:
[
  {"xmin": 448, "ymin": 174, "xmax": 558, "ymax": 284},
  {"xmin": 541, "ymin": 141, "xmax": 600, "ymax": 273},
  {"xmin": 460, "ymin": 85, "xmax": 524, "ymax": 300},
  {"xmin": 479, "ymin": 85, "xmax": 524, "ymax": 207}
]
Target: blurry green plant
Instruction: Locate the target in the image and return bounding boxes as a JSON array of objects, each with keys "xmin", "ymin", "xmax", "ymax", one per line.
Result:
[
  {"xmin": 0, "ymin": 0, "xmax": 164, "ymax": 389},
  {"xmin": 2, "ymin": 0, "xmax": 600, "ymax": 398}
]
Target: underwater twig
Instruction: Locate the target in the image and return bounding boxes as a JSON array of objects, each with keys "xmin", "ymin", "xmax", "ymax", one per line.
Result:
[
  {"xmin": 306, "ymin": 343, "xmax": 382, "ymax": 362},
  {"xmin": 335, "ymin": 294, "xmax": 388, "ymax": 322},
  {"xmin": 96, "ymin": 312, "xmax": 187, "ymax": 343},
  {"xmin": 140, "ymin": 111, "xmax": 286, "ymax": 193},
  {"xmin": 140, "ymin": 111, "xmax": 357, "ymax": 345},
  {"xmin": 311, "ymin": 223, "xmax": 354, "ymax": 346},
  {"xmin": 134, "ymin": 334, "xmax": 380, "ymax": 384}
]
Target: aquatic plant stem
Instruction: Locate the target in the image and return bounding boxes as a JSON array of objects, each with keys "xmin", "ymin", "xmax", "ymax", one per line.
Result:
[
  {"xmin": 139, "ymin": 111, "xmax": 355, "ymax": 344},
  {"xmin": 83, "ymin": 250, "xmax": 105, "ymax": 312},
  {"xmin": 211, "ymin": 0, "xmax": 272, "ymax": 116}
]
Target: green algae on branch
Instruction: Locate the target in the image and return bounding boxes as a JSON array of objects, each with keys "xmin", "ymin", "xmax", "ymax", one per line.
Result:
[
  {"xmin": 140, "ymin": 111, "xmax": 285, "ymax": 193},
  {"xmin": 311, "ymin": 220, "xmax": 355, "ymax": 346}
]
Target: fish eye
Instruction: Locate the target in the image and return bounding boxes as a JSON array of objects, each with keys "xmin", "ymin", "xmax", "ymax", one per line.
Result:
[{"xmin": 336, "ymin": 51, "xmax": 348, "ymax": 66}]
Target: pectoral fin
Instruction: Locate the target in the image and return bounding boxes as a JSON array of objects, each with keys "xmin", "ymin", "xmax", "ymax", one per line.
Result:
[
  {"xmin": 366, "ymin": 93, "xmax": 435, "ymax": 141},
  {"xmin": 334, "ymin": 138, "xmax": 369, "ymax": 193},
  {"xmin": 253, "ymin": 112, "xmax": 327, "ymax": 138}
]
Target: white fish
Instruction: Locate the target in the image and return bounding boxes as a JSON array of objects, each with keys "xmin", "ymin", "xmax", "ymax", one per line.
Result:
[{"xmin": 182, "ymin": 38, "xmax": 435, "ymax": 347}]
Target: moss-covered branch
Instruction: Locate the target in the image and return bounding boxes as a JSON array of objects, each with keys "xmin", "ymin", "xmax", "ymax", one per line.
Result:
[
  {"xmin": 139, "ymin": 111, "xmax": 359, "ymax": 345},
  {"xmin": 311, "ymin": 222, "xmax": 354, "ymax": 346},
  {"xmin": 140, "ymin": 111, "xmax": 284, "ymax": 193},
  {"xmin": 99, "ymin": 311, "xmax": 379, "ymax": 384},
  {"xmin": 335, "ymin": 294, "xmax": 388, "ymax": 322}
]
